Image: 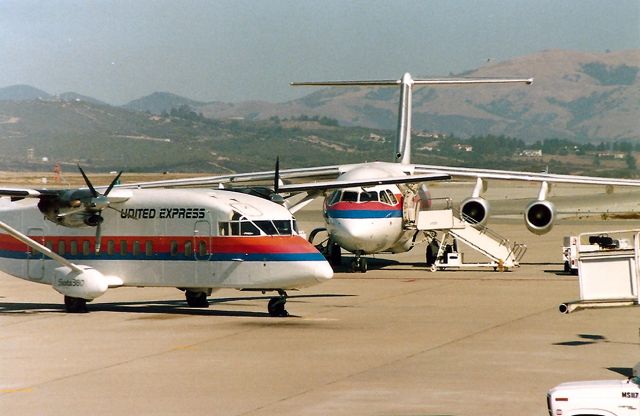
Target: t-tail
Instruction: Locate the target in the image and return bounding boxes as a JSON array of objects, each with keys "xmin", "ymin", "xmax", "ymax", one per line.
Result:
[{"xmin": 292, "ymin": 73, "xmax": 533, "ymax": 165}]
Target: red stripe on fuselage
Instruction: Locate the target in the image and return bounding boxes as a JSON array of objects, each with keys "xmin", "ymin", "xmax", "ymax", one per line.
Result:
[{"xmin": 0, "ymin": 234, "xmax": 317, "ymax": 255}]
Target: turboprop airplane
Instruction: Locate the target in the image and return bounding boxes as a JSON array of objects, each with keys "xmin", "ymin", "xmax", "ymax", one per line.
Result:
[
  {"xmin": 0, "ymin": 168, "xmax": 333, "ymax": 315},
  {"xmin": 111, "ymin": 73, "xmax": 640, "ymax": 272}
]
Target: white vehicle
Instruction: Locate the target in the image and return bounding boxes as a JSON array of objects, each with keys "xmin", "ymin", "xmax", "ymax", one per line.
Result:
[
  {"xmin": 547, "ymin": 376, "xmax": 640, "ymax": 415},
  {"xmin": 563, "ymin": 235, "xmax": 600, "ymax": 275},
  {"xmin": 559, "ymin": 229, "xmax": 639, "ymax": 313}
]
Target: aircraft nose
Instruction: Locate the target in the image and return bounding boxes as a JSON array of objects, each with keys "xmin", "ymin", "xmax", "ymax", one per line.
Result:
[{"xmin": 314, "ymin": 260, "xmax": 334, "ymax": 282}]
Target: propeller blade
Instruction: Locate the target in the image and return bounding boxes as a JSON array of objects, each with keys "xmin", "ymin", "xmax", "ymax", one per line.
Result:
[
  {"xmin": 274, "ymin": 157, "xmax": 280, "ymax": 194},
  {"xmin": 95, "ymin": 221, "xmax": 102, "ymax": 254},
  {"xmin": 104, "ymin": 171, "xmax": 123, "ymax": 196},
  {"xmin": 77, "ymin": 165, "xmax": 98, "ymax": 198}
]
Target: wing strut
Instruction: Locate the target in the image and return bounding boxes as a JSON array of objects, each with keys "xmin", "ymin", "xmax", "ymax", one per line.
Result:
[{"xmin": 0, "ymin": 220, "xmax": 82, "ymax": 272}]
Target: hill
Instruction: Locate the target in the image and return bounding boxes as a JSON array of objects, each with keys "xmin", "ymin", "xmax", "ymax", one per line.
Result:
[
  {"xmin": 192, "ymin": 49, "xmax": 639, "ymax": 142},
  {"xmin": 123, "ymin": 92, "xmax": 206, "ymax": 114},
  {"xmin": 0, "ymin": 85, "xmax": 51, "ymax": 101}
]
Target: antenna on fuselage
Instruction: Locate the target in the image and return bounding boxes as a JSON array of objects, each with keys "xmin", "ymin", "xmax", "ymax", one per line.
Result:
[{"xmin": 292, "ymin": 74, "xmax": 533, "ymax": 165}]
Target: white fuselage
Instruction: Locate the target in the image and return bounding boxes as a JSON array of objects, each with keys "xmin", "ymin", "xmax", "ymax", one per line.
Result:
[
  {"xmin": 0, "ymin": 189, "xmax": 332, "ymax": 293},
  {"xmin": 322, "ymin": 162, "xmax": 417, "ymax": 254}
]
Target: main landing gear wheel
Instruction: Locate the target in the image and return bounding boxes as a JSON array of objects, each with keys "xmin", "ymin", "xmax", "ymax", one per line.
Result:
[
  {"xmin": 351, "ymin": 256, "xmax": 367, "ymax": 273},
  {"xmin": 185, "ymin": 290, "xmax": 209, "ymax": 308},
  {"xmin": 64, "ymin": 296, "xmax": 88, "ymax": 313},
  {"xmin": 268, "ymin": 293, "xmax": 289, "ymax": 317}
]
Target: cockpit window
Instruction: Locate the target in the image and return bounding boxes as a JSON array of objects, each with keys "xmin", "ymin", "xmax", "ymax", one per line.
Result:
[
  {"xmin": 341, "ymin": 191, "xmax": 358, "ymax": 202},
  {"xmin": 359, "ymin": 191, "xmax": 379, "ymax": 202},
  {"xmin": 327, "ymin": 191, "xmax": 342, "ymax": 205},
  {"xmin": 385, "ymin": 190, "xmax": 398, "ymax": 205},
  {"xmin": 380, "ymin": 190, "xmax": 391, "ymax": 204},
  {"xmin": 219, "ymin": 216, "xmax": 297, "ymax": 236}
]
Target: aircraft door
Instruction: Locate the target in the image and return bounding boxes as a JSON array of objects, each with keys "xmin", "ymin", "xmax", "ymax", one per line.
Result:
[
  {"xmin": 26, "ymin": 227, "xmax": 45, "ymax": 281},
  {"xmin": 194, "ymin": 220, "xmax": 211, "ymax": 261},
  {"xmin": 193, "ymin": 220, "xmax": 212, "ymax": 282}
]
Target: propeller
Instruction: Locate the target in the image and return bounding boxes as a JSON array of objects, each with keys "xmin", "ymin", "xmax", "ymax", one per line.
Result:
[
  {"xmin": 271, "ymin": 157, "xmax": 285, "ymax": 204},
  {"xmin": 77, "ymin": 165, "xmax": 123, "ymax": 253}
]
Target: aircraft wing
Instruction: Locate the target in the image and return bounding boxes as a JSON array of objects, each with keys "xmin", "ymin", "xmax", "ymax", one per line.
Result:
[
  {"xmin": 0, "ymin": 187, "xmax": 59, "ymax": 200},
  {"xmin": 115, "ymin": 165, "xmax": 344, "ymax": 189},
  {"xmin": 279, "ymin": 172, "xmax": 451, "ymax": 193},
  {"xmin": 409, "ymin": 164, "xmax": 640, "ymax": 187}
]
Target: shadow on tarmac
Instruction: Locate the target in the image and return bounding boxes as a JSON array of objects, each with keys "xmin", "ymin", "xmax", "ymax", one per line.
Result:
[{"xmin": 0, "ymin": 293, "xmax": 355, "ymax": 318}]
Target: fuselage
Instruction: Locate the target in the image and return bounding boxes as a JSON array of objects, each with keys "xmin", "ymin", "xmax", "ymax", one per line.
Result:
[
  {"xmin": 322, "ymin": 162, "xmax": 417, "ymax": 254},
  {"xmin": 0, "ymin": 188, "xmax": 333, "ymax": 291}
]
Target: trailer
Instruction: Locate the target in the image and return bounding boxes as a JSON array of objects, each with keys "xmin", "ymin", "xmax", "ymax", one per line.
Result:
[{"xmin": 559, "ymin": 229, "xmax": 639, "ymax": 313}]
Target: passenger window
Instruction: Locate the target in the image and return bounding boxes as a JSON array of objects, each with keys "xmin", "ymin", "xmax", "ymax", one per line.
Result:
[
  {"xmin": 57, "ymin": 240, "xmax": 65, "ymax": 255},
  {"xmin": 107, "ymin": 240, "xmax": 115, "ymax": 256},
  {"xmin": 198, "ymin": 240, "xmax": 207, "ymax": 257},
  {"xmin": 170, "ymin": 241, "xmax": 178, "ymax": 256},
  {"xmin": 120, "ymin": 240, "xmax": 128, "ymax": 256},
  {"xmin": 45, "ymin": 240, "xmax": 53, "ymax": 251},
  {"xmin": 133, "ymin": 241, "xmax": 141, "ymax": 256},
  {"xmin": 70, "ymin": 241, "xmax": 78, "ymax": 256},
  {"xmin": 145, "ymin": 241, "xmax": 153, "ymax": 256},
  {"xmin": 184, "ymin": 241, "xmax": 193, "ymax": 256},
  {"xmin": 82, "ymin": 240, "xmax": 91, "ymax": 256},
  {"xmin": 341, "ymin": 191, "xmax": 358, "ymax": 202}
]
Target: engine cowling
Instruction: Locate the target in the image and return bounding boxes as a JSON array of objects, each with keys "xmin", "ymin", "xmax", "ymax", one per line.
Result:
[
  {"xmin": 53, "ymin": 266, "xmax": 109, "ymax": 300},
  {"xmin": 524, "ymin": 199, "xmax": 556, "ymax": 235},
  {"xmin": 460, "ymin": 197, "xmax": 490, "ymax": 225}
]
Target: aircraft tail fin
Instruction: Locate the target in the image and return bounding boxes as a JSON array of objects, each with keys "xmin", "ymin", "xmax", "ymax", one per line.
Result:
[{"xmin": 292, "ymin": 74, "xmax": 532, "ymax": 165}]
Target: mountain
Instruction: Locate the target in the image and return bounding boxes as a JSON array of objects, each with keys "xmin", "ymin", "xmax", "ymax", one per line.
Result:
[
  {"xmin": 123, "ymin": 92, "xmax": 206, "ymax": 114},
  {"xmin": 0, "ymin": 85, "xmax": 51, "ymax": 101},
  {"xmin": 193, "ymin": 49, "xmax": 640, "ymax": 142},
  {"xmin": 59, "ymin": 92, "xmax": 109, "ymax": 106}
]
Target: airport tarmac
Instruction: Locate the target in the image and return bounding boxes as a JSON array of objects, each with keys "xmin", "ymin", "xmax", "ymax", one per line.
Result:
[{"xmin": 1, "ymin": 212, "xmax": 639, "ymax": 415}]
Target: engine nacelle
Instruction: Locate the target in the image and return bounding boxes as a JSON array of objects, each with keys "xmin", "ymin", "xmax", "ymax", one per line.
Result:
[
  {"xmin": 460, "ymin": 197, "xmax": 490, "ymax": 225},
  {"xmin": 53, "ymin": 266, "xmax": 109, "ymax": 300},
  {"xmin": 524, "ymin": 199, "xmax": 556, "ymax": 235}
]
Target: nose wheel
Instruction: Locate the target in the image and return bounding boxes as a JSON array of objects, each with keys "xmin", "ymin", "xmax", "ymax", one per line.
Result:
[
  {"xmin": 268, "ymin": 290, "xmax": 289, "ymax": 317},
  {"xmin": 351, "ymin": 255, "xmax": 367, "ymax": 273}
]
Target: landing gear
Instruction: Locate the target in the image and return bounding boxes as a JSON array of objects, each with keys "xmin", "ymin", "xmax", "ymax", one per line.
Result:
[
  {"xmin": 267, "ymin": 290, "xmax": 289, "ymax": 317},
  {"xmin": 351, "ymin": 255, "xmax": 367, "ymax": 273},
  {"xmin": 185, "ymin": 290, "xmax": 209, "ymax": 308},
  {"xmin": 327, "ymin": 241, "xmax": 342, "ymax": 267},
  {"xmin": 309, "ymin": 228, "xmax": 342, "ymax": 268},
  {"xmin": 64, "ymin": 296, "xmax": 88, "ymax": 313}
]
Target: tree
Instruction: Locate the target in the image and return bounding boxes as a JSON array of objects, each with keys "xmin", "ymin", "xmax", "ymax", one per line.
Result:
[{"xmin": 625, "ymin": 153, "xmax": 636, "ymax": 170}]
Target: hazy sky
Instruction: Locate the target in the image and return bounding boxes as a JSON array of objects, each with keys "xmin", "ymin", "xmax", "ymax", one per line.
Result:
[{"xmin": 1, "ymin": 0, "xmax": 638, "ymax": 104}]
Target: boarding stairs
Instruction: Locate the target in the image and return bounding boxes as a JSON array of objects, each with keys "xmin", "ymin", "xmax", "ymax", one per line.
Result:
[{"xmin": 408, "ymin": 202, "xmax": 526, "ymax": 271}]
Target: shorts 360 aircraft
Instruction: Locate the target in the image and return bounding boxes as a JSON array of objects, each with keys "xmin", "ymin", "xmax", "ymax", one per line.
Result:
[
  {"xmin": 112, "ymin": 73, "xmax": 640, "ymax": 272},
  {"xmin": 0, "ymin": 168, "xmax": 333, "ymax": 315}
]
